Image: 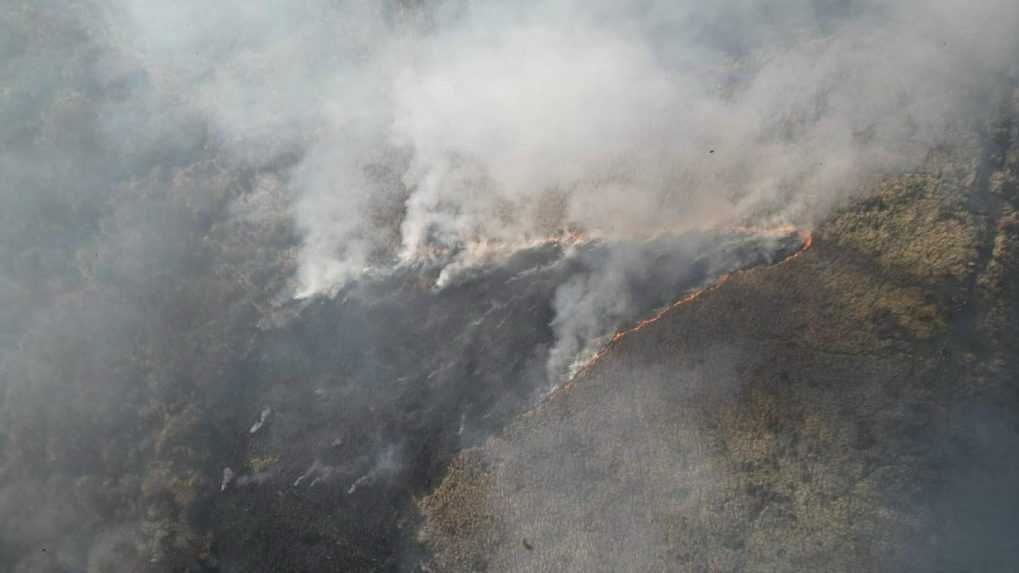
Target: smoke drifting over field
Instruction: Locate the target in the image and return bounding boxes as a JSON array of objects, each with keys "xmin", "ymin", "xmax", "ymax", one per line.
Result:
[
  {"xmin": 2, "ymin": 0, "xmax": 1018, "ymax": 570},
  {"xmin": 106, "ymin": 0, "xmax": 1019, "ymax": 296},
  {"xmin": 105, "ymin": 0, "xmax": 1019, "ymax": 378}
]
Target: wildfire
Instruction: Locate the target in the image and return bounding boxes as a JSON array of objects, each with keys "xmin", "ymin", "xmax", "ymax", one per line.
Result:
[
  {"xmin": 537, "ymin": 229, "xmax": 814, "ymax": 406},
  {"xmin": 780, "ymin": 229, "xmax": 813, "ymax": 264},
  {"xmin": 541, "ymin": 228, "xmax": 588, "ymax": 247}
]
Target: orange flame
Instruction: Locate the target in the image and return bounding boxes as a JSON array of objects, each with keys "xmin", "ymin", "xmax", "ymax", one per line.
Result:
[{"xmin": 537, "ymin": 229, "xmax": 814, "ymax": 406}]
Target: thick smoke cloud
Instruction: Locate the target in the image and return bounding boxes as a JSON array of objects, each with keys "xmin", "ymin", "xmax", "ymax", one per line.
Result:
[
  {"xmin": 105, "ymin": 0, "xmax": 1019, "ymax": 296},
  {"xmin": 99, "ymin": 0, "xmax": 1019, "ymax": 379},
  {"xmin": 1, "ymin": 0, "xmax": 1018, "ymax": 570}
]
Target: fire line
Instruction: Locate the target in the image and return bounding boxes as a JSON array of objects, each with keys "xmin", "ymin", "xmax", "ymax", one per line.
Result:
[{"xmin": 536, "ymin": 229, "xmax": 814, "ymax": 408}]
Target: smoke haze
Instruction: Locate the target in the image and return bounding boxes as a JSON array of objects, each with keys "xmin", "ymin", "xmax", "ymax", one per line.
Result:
[
  {"xmin": 94, "ymin": 0, "xmax": 1019, "ymax": 382},
  {"xmin": 2, "ymin": 0, "xmax": 1019, "ymax": 571},
  {"xmin": 103, "ymin": 0, "xmax": 1019, "ymax": 295}
]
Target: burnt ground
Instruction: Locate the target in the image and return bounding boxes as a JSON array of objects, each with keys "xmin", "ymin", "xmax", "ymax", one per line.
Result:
[
  {"xmin": 418, "ymin": 110, "xmax": 1019, "ymax": 571},
  {"xmin": 186, "ymin": 231, "xmax": 801, "ymax": 572}
]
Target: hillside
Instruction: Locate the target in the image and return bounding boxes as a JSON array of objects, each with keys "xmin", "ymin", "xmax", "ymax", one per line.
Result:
[{"xmin": 418, "ymin": 105, "xmax": 1019, "ymax": 572}]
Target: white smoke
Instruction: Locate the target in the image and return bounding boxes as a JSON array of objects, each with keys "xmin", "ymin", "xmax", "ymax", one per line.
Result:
[
  {"xmin": 100, "ymin": 0, "xmax": 1019, "ymax": 298},
  {"xmin": 95, "ymin": 0, "xmax": 1019, "ymax": 380},
  {"xmin": 2, "ymin": 3, "xmax": 1018, "ymax": 567}
]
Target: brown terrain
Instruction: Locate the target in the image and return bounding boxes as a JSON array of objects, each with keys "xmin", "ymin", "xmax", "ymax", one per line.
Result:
[{"xmin": 417, "ymin": 103, "xmax": 1019, "ymax": 572}]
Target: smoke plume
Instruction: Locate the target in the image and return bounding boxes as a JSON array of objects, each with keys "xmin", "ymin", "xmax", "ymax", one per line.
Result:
[
  {"xmin": 102, "ymin": 0, "xmax": 1019, "ymax": 375},
  {"xmin": 2, "ymin": 0, "xmax": 1018, "ymax": 570},
  {"xmin": 105, "ymin": 0, "xmax": 1019, "ymax": 295}
]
